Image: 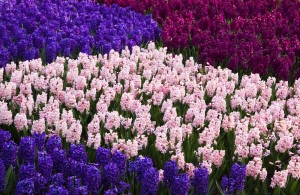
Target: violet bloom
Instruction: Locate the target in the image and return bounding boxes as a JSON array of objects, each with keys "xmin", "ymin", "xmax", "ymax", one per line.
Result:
[
  {"xmin": 47, "ymin": 185, "xmax": 69, "ymax": 195},
  {"xmin": 34, "ymin": 174, "xmax": 48, "ymax": 194},
  {"xmin": 112, "ymin": 151, "xmax": 126, "ymax": 176},
  {"xmin": 96, "ymin": 147, "xmax": 111, "ymax": 167},
  {"xmin": 84, "ymin": 165, "xmax": 101, "ymax": 193},
  {"xmin": 0, "ymin": 129, "xmax": 11, "ymax": 147},
  {"xmin": 18, "ymin": 164, "xmax": 36, "ymax": 181},
  {"xmin": 171, "ymin": 173, "xmax": 190, "ymax": 195},
  {"xmin": 221, "ymin": 163, "xmax": 246, "ymax": 194},
  {"xmin": 192, "ymin": 164, "xmax": 209, "ymax": 195},
  {"xmin": 0, "ymin": 159, "xmax": 5, "ymax": 191},
  {"xmin": 33, "ymin": 132, "xmax": 46, "ymax": 151},
  {"xmin": 0, "ymin": 140, "xmax": 18, "ymax": 167},
  {"xmin": 129, "ymin": 157, "xmax": 153, "ymax": 181},
  {"xmin": 141, "ymin": 167, "xmax": 159, "ymax": 195},
  {"xmin": 16, "ymin": 179, "xmax": 34, "ymax": 195},
  {"xmin": 38, "ymin": 152, "xmax": 53, "ymax": 179},
  {"xmin": 19, "ymin": 136, "xmax": 35, "ymax": 163},
  {"xmin": 102, "ymin": 162, "xmax": 119, "ymax": 189},
  {"xmin": 68, "ymin": 144, "xmax": 87, "ymax": 163},
  {"xmin": 46, "ymin": 135, "xmax": 62, "ymax": 154},
  {"xmin": 163, "ymin": 160, "xmax": 178, "ymax": 186}
]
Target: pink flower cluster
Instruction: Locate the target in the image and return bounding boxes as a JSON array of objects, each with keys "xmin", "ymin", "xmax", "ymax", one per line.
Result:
[{"xmin": 1, "ymin": 43, "xmax": 300, "ymax": 188}]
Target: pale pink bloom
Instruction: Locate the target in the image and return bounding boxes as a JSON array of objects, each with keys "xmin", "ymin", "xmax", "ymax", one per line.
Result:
[
  {"xmin": 31, "ymin": 118, "xmax": 45, "ymax": 134},
  {"xmin": 271, "ymin": 170, "xmax": 288, "ymax": 188},
  {"xmin": 210, "ymin": 150, "xmax": 225, "ymax": 167},
  {"xmin": 105, "ymin": 111, "xmax": 120, "ymax": 130},
  {"xmin": 249, "ymin": 143, "xmax": 263, "ymax": 158},
  {"xmin": 61, "ymin": 109, "xmax": 76, "ymax": 126},
  {"xmin": 287, "ymin": 155, "xmax": 300, "ymax": 179},
  {"xmin": 0, "ymin": 68, "xmax": 3, "ymax": 83},
  {"xmin": 20, "ymin": 83, "xmax": 32, "ymax": 96},
  {"xmin": 0, "ymin": 103, "xmax": 13, "ymax": 125},
  {"xmin": 49, "ymin": 77, "xmax": 63, "ymax": 95},
  {"xmin": 66, "ymin": 120, "xmax": 82, "ymax": 144},
  {"xmin": 87, "ymin": 133, "xmax": 101, "ymax": 149},
  {"xmin": 55, "ymin": 120, "xmax": 68, "ymax": 137},
  {"xmin": 275, "ymin": 133, "xmax": 294, "ymax": 153},
  {"xmin": 85, "ymin": 88, "xmax": 97, "ymax": 101},
  {"xmin": 14, "ymin": 113, "xmax": 28, "ymax": 131},
  {"xmin": 11, "ymin": 70, "xmax": 23, "ymax": 86},
  {"xmin": 260, "ymin": 168, "xmax": 267, "ymax": 181},
  {"xmin": 246, "ymin": 157, "xmax": 262, "ymax": 178},
  {"xmin": 5, "ymin": 62, "xmax": 16, "ymax": 74},
  {"xmin": 66, "ymin": 68, "xmax": 79, "ymax": 84},
  {"xmin": 64, "ymin": 92, "xmax": 77, "ymax": 108},
  {"xmin": 87, "ymin": 116, "xmax": 100, "ymax": 134},
  {"xmin": 104, "ymin": 130, "xmax": 118, "ymax": 145},
  {"xmin": 74, "ymin": 76, "xmax": 87, "ymax": 90},
  {"xmin": 76, "ymin": 98, "xmax": 90, "ymax": 113},
  {"xmin": 155, "ymin": 133, "xmax": 169, "ymax": 154}
]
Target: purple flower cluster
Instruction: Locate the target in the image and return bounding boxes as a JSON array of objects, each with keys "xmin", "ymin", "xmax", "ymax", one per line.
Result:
[
  {"xmin": 102, "ymin": 0, "xmax": 300, "ymax": 81},
  {"xmin": 0, "ymin": 129, "xmax": 132, "ymax": 194},
  {"xmin": 221, "ymin": 163, "xmax": 246, "ymax": 195},
  {"xmin": 129, "ymin": 157, "xmax": 159, "ymax": 195},
  {"xmin": 0, "ymin": 0, "xmax": 161, "ymax": 67}
]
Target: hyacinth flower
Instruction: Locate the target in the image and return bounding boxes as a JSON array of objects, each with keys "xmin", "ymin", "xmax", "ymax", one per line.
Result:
[
  {"xmin": 0, "ymin": 0, "xmax": 161, "ymax": 67},
  {"xmin": 221, "ymin": 163, "xmax": 246, "ymax": 195},
  {"xmin": 192, "ymin": 164, "xmax": 209, "ymax": 195}
]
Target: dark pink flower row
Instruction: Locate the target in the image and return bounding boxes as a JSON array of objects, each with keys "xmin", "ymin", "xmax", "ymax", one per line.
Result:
[{"xmin": 99, "ymin": 0, "xmax": 300, "ymax": 81}]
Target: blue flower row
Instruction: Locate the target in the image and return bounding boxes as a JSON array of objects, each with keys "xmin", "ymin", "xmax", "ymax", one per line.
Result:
[
  {"xmin": 0, "ymin": 129, "xmax": 246, "ymax": 194},
  {"xmin": 0, "ymin": 0, "xmax": 161, "ymax": 67}
]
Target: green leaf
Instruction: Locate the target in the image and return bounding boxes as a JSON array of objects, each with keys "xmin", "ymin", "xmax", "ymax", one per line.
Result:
[
  {"xmin": 290, "ymin": 180, "xmax": 298, "ymax": 194},
  {"xmin": 216, "ymin": 181, "xmax": 226, "ymax": 195}
]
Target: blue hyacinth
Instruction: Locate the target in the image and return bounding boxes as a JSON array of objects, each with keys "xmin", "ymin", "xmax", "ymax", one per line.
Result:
[
  {"xmin": 221, "ymin": 163, "xmax": 246, "ymax": 194},
  {"xmin": 103, "ymin": 162, "xmax": 119, "ymax": 189},
  {"xmin": 19, "ymin": 136, "xmax": 35, "ymax": 163},
  {"xmin": 0, "ymin": 159, "xmax": 6, "ymax": 191},
  {"xmin": 16, "ymin": 179, "xmax": 35, "ymax": 195},
  {"xmin": 112, "ymin": 151, "xmax": 126, "ymax": 176},
  {"xmin": 192, "ymin": 164, "xmax": 209, "ymax": 195},
  {"xmin": 96, "ymin": 147, "xmax": 111, "ymax": 167},
  {"xmin": 68, "ymin": 144, "xmax": 87, "ymax": 163},
  {"xmin": 141, "ymin": 167, "xmax": 159, "ymax": 195},
  {"xmin": 171, "ymin": 173, "xmax": 190, "ymax": 195},
  {"xmin": 163, "ymin": 160, "xmax": 179, "ymax": 186}
]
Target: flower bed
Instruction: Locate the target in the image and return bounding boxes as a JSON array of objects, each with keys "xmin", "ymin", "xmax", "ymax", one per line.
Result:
[
  {"xmin": 1, "ymin": 43, "xmax": 300, "ymax": 194},
  {"xmin": 0, "ymin": 129, "xmax": 246, "ymax": 194},
  {"xmin": 0, "ymin": 0, "xmax": 160, "ymax": 67},
  {"xmin": 100, "ymin": 0, "xmax": 300, "ymax": 82}
]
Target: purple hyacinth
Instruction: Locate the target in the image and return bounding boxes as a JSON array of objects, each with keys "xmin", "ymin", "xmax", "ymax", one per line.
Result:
[
  {"xmin": 117, "ymin": 181, "xmax": 130, "ymax": 194},
  {"xmin": 68, "ymin": 144, "xmax": 87, "ymax": 163},
  {"xmin": 103, "ymin": 162, "xmax": 119, "ymax": 189},
  {"xmin": 68, "ymin": 159, "xmax": 86, "ymax": 179},
  {"xmin": 104, "ymin": 189, "xmax": 117, "ymax": 195},
  {"xmin": 38, "ymin": 152, "xmax": 53, "ymax": 179},
  {"xmin": 221, "ymin": 163, "xmax": 246, "ymax": 194},
  {"xmin": 96, "ymin": 147, "xmax": 111, "ymax": 167},
  {"xmin": 18, "ymin": 164, "xmax": 36, "ymax": 181},
  {"xmin": 50, "ymin": 148, "xmax": 66, "ymax": 172},
  {"xmin": 0, "ymin": 140, "xmax": 18, "ymax": 167},
  {"xmin": 192, "ymin": 164, "xmax": 209, "ymax": 195},
  {"xmin": 33, "ymin": 132, "xmax": 46, "ymax": 151},
  {"xmin": 46, "ymin": 135, "xmax": 62, "ymax": 154},
  {"xmin": 84, "ymin": 165, "xmax": 101, "ymax": 193},
  {"xmin": 67, "ymin": 176, "xmax": 88, "ymax": 195},
  {"xmin": 0, "ymin": 159, "xmax": 6, "ymax": 191},
  {"xmin": 163, "ymin": 160, "xmax": 178, "ymax": 186},
  {"xmin": 129, "ymin": 157, "xmax": 153, "ymax": 181},
  {"xmin": 47, "ymin": 185, "xmax": 69, "ymax": 195},
  {"xmin": 229, "ymin": 163, "xmax": 246, "ymax": 192},
  {"xmin": 49, "ymin": 173, "xmax": 65, "ymax": 186},
  {"xmin": 34, "ymin": 174, "xmax": 48, "ymax": 194},
  {"xmin": 16, "ymin": 178, "xmax": 35, "ymax": 195},
  {"xmin": 19, "ymin": 136, "xmax": 35, "ymax": 163},
  {"xmin": 171, "ymin": 174, "xmax": 190, "ymax": 195},
  {"xmin": 112, "ymin": 151, "xmax": 126, "ymax": 176},
  {"xmin": 141, "ymin": 167, "xmax": 159, "ymax": 195},
  {"xmin": 0, "ymin": 129, "xmax": 11, "ymax": 147}
]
